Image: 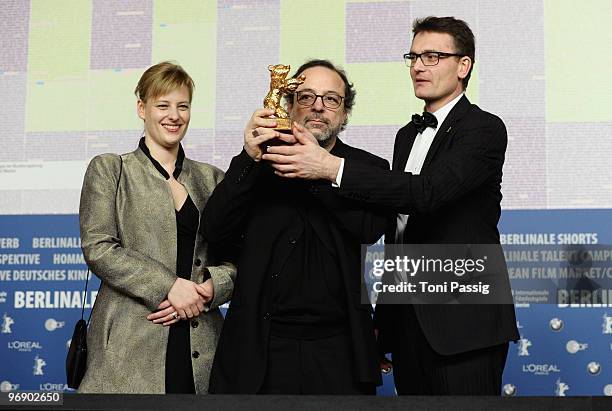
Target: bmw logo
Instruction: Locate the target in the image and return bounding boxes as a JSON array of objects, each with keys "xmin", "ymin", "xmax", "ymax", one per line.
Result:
[
  {"xmin": 503, "ymin": 383, "xmax": 516, "ymax": 396},
  {"xmin": 549, "ymin": 318, "xmax": 563, "ymax": 331},
  {"xmin": 587, "ymin": 362, "xmax": 601, "ymax": 375}
]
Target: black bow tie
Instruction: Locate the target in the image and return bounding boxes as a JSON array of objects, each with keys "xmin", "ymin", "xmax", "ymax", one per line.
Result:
[{"xmin": 412, "ymin": 111, "xmax": 438, "ymax": 134}]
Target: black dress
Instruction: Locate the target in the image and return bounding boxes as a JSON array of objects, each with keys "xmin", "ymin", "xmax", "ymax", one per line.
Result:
[{"xmin": 165, "ymin": 195, "xmax": 198, "ymax": 393}]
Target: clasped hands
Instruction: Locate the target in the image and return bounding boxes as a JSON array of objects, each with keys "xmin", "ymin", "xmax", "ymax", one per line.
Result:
[
  {"xmin": 244, "ymin": 108, "xmax": 341, "ymax": 182},
  {"xmin": 146, "ymin": 277, "xmax": 214, "ymax": 326}
]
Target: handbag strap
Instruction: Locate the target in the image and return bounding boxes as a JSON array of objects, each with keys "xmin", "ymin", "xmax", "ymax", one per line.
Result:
[
  {"xmin": 81, "ymin": 154, "xmax": 123, "ymax": 325},
  {"xmin": 79, "ymin": 268, "xmax": 94, "ymax": 324}
]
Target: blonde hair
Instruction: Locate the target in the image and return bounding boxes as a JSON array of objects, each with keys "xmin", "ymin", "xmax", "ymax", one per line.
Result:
[{"xmin": 134, "ymin": 61, "xmax": 195, "ymax": 103}]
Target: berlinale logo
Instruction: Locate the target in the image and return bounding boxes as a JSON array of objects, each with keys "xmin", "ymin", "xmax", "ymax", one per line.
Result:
[
  {"xmin": 555, "ymin": 378, "xmax": 570, "ymax": 396},
  {"xmin": 603, "ymin": 313, "xmax": 612, "ymax": 335},
  {"xmin": 1, "ymin": 313, "xmax": 14, "ymax": 334},
  {"xmin": 33, "ymin": 355, "xmax": 46, "ymax": 376},
  {"xmin": 517, "ymin": 336, "xmax": 531, "ymax": 356}
]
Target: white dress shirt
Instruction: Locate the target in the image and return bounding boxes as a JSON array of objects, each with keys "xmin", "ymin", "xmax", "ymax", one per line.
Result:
[{"xmin": 395, "ymin": 93, "xmax": 464, "ymax": 243}]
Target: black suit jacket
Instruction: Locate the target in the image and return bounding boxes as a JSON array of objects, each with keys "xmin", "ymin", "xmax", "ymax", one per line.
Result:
[
  {"xmin": 339, "ymin": 96, "xmax": 519, "ymax": 355},
  {"xmin": 204, "ymin": 139, "xmax": 389, "ymax": 393}
]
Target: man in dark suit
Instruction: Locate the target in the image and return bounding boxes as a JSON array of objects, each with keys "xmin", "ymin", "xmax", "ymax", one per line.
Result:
[
  {"xmin": 263, "ymin": 17, "xmax": 519, "ymax": 395},
  {"xmin": 204, "ymin": 60, "xmax": 389, "ymax": 394}
]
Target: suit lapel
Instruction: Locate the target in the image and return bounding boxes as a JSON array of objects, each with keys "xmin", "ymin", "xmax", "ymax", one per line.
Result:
[
  {"xmin": 394, "ymin": 123, "xmax": 417, "ymax": 171},
  {"xmin": 422, "ymin": 95, "xmax": 471, "ymax": 170},
  {"xmin": 330, "ymin": 137, "xmax": 346, "ymax": 157},
  {"xmin": 178, "ymin": 160, "xmax": 210, "ymax": 215}
]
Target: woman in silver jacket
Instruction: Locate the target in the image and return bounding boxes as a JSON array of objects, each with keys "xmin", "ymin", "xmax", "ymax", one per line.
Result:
[{"xmin": 78, "ymin": 62, "xmax": 235, "ymax": 393}]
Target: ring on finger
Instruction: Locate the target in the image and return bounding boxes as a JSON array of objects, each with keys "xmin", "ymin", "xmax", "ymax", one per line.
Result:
[
  {"xmin": 171, "ymin": 312, "xmax": 179, "ymax": 320},
  {"xmin": 252, "ymin": 129, "xmax": 259, "ymax": 137}
]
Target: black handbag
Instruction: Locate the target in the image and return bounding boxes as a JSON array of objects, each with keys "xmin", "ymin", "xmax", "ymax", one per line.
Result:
[
  {"xmin": 66, "ymin": 271, "xmax": 91, "ymax": 389},
  {"xmin": 66, "ymin": 155, "xmax": 122, "ymax": 389}
]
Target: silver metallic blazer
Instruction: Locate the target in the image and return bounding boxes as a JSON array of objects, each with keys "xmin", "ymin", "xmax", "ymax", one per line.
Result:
[{"xmin": 78, "ymin": 147, "xmax": 235, "ymax": 393}]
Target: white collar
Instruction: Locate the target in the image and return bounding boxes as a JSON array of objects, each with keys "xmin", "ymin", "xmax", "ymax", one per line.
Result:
[{"xmin": 429, "ymin": 92, "xmax": 464, "ymax": 128}]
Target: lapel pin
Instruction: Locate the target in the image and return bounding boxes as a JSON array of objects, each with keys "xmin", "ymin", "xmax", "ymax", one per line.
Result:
[{"xmin": 446, "ymin": 126, "xmax": 452, "ymax": 133}]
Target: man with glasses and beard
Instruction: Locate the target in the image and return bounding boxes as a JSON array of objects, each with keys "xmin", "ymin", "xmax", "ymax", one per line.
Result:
[
  {"xmin": 262, "ymin": 18, "xmax": 519, "ymax": 395},
  {"xmin": 204, "ymin": 60, "xmax": 389, "ymax": 394}
]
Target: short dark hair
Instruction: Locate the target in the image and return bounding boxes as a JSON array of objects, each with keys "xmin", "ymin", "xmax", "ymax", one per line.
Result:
[
  {"xmin": 412, "ymin": 16, "xmax": 475, "ymax": 89},
  {"xmin": 283, "ymin": 59, "xmax": 356, "ymax": 116}
]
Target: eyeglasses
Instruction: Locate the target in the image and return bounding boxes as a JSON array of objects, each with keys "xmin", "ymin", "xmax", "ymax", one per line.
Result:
[
  {"xmin": 403, "ymin": 51, "xmax": 463, "ymax": 67},
  {"xmin": 296, "ymin": 91, "xmax": 344, "ymax": 109}
]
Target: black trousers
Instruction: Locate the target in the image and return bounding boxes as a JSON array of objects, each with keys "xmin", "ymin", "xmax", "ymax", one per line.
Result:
[
  {"xmin": 258, "ymin": 332, "xmax": 375, "ymax": 395},
  {"xmin": 391, "ymin": 305, "xmax": 509, "ymax": 395},
  {"xmin": 165, "ymin": 321, "xmax": 195, "ymax": 394}
]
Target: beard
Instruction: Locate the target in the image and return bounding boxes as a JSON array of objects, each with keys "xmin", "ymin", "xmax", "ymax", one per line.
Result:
[{"xmin": 300, "ymin": 114, "xmax": 343, "ymax": 149}]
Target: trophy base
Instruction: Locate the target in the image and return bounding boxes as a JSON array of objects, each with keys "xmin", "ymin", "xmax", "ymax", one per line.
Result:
[
  {"xmin": 274, "ymin": 117, "xmax": 292, "ymax": 132},
  {"xmin": 264, "ymin": 117, "xmax": 294, "ymax": 150},
  {"xmin": 264, "ymin": 137, "xmax": 292, "ymax": 149}
]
